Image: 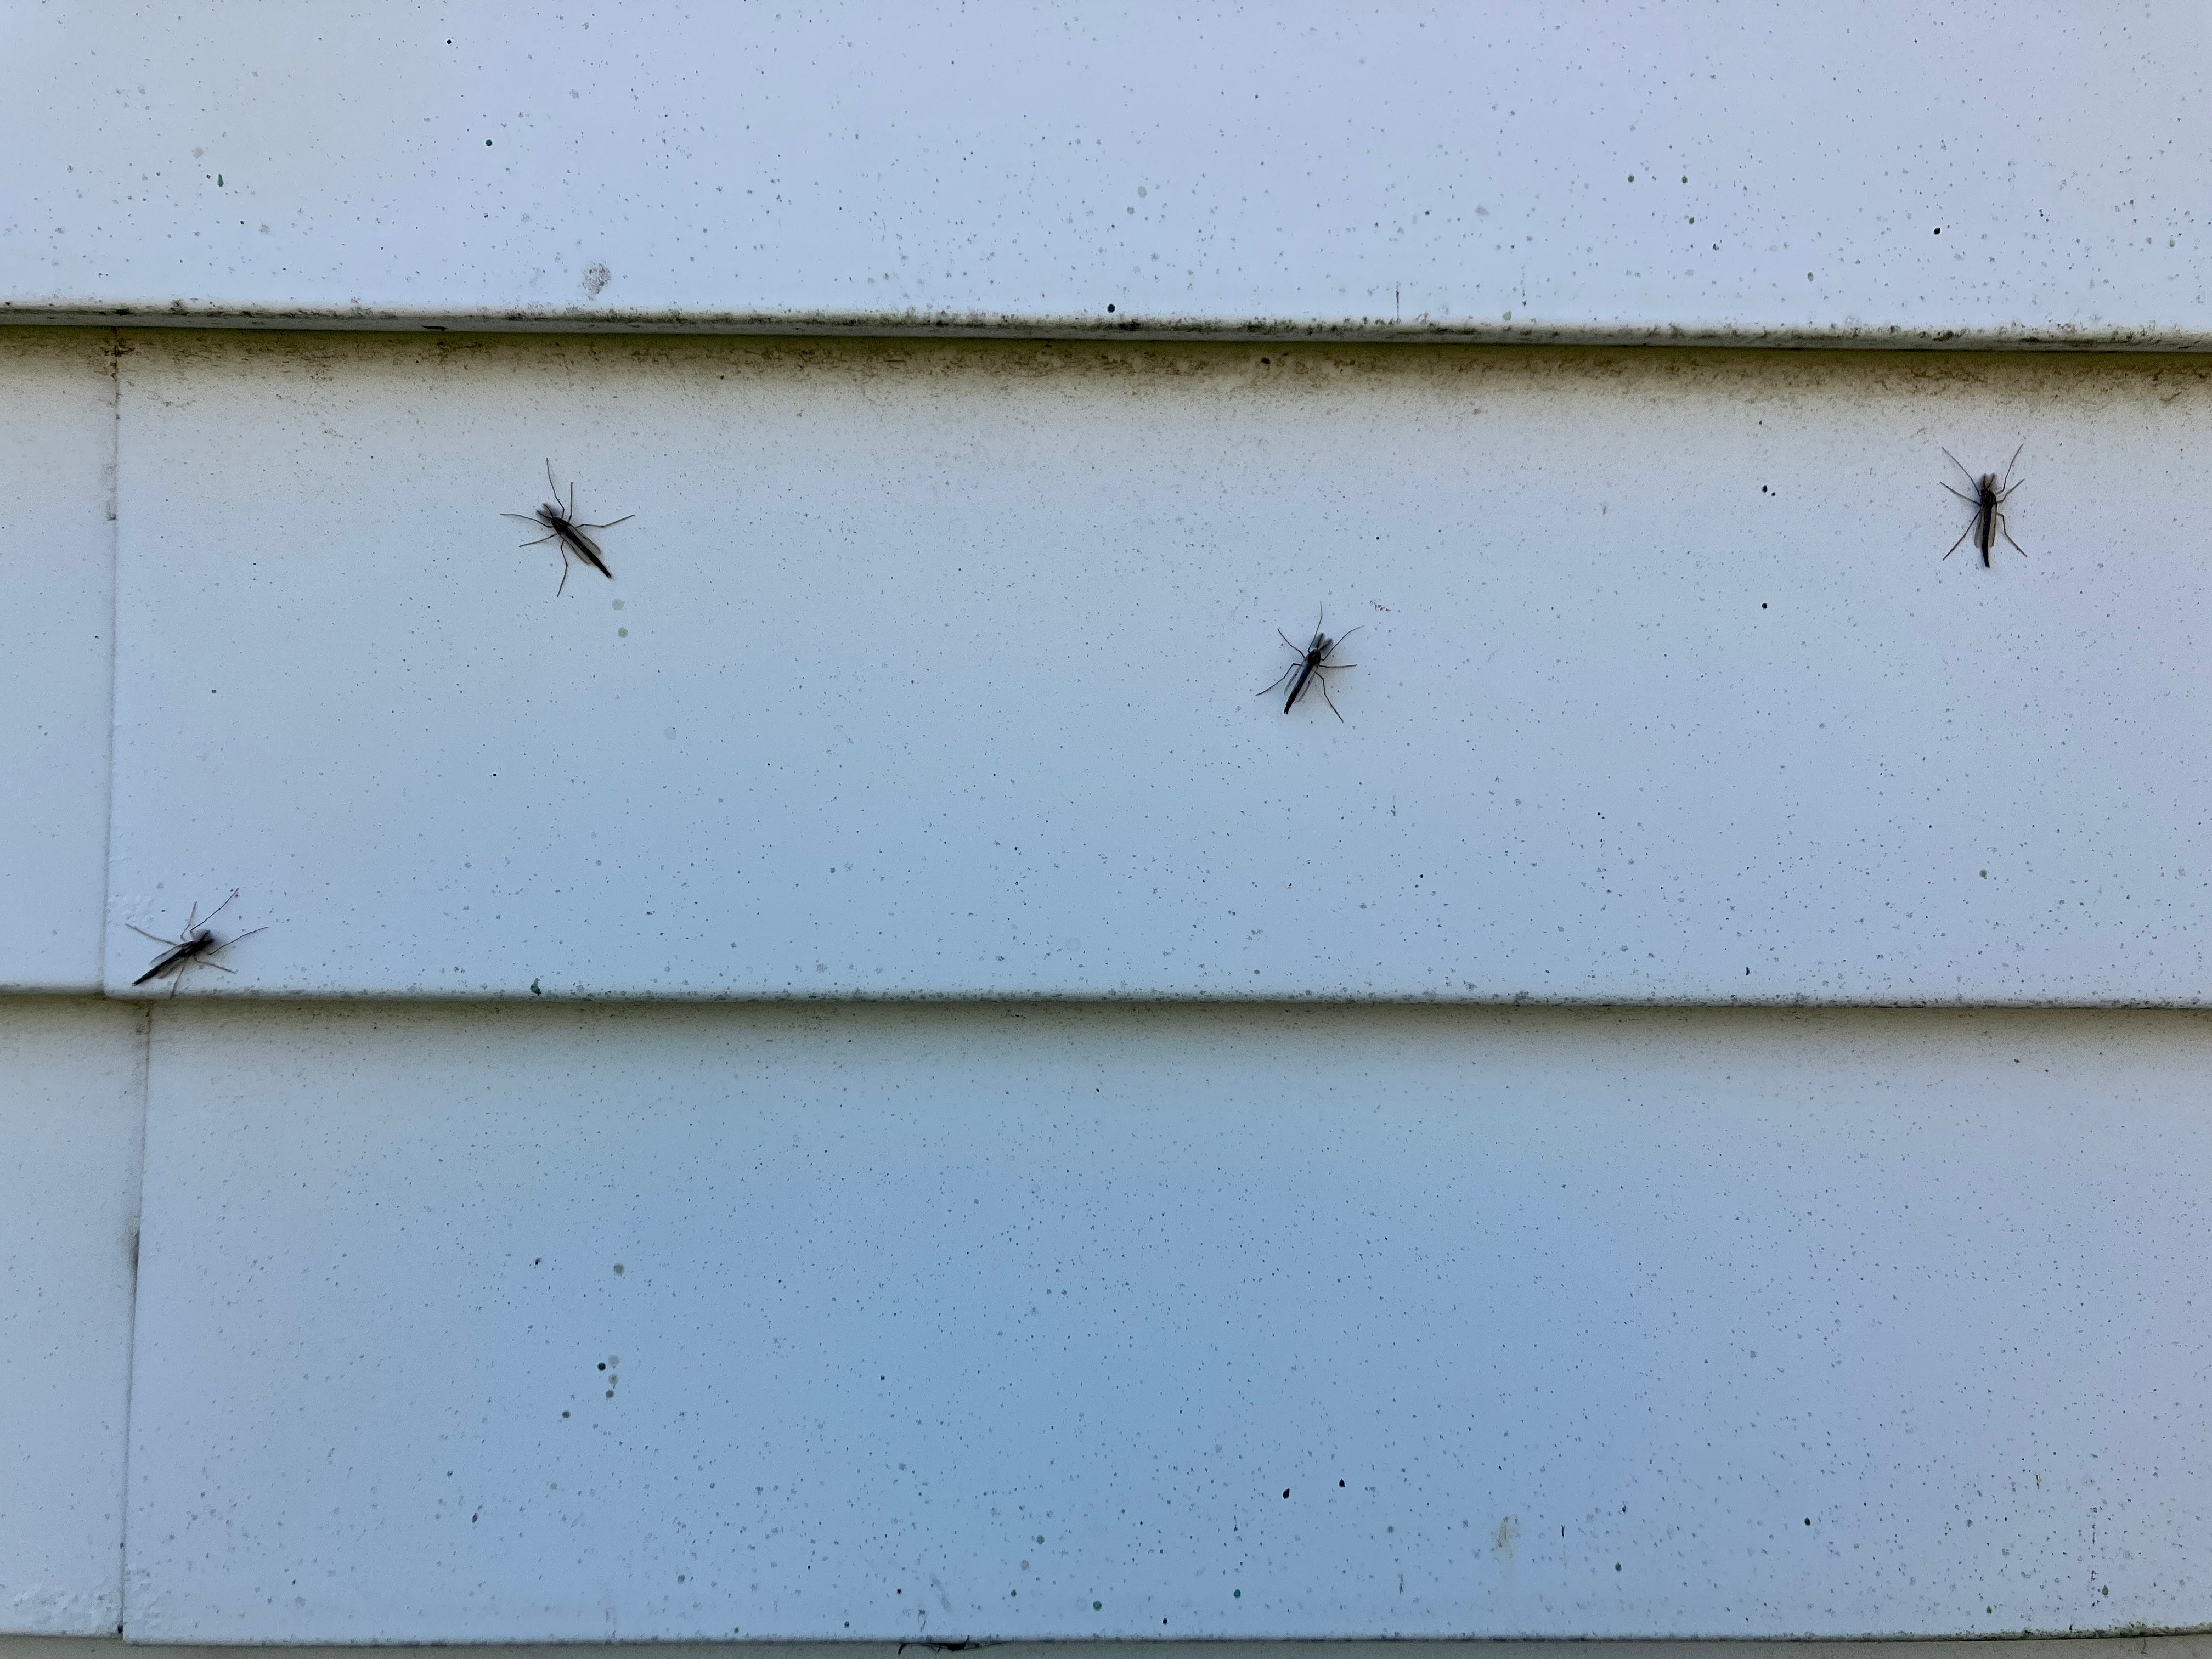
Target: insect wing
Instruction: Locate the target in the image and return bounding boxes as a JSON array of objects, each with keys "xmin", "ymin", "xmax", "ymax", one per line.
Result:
[
  {"xmin": 565, "ymin": 528, "xmax": 613, "ymax": 579},
  {"xmin": 133, "ymin": 942, "xmax": 194, "ymax": 985}
]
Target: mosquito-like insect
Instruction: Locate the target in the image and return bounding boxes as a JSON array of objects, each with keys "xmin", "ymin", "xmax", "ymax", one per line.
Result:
[
  {"xmin": 503, "ymin": 462, "xmax": 633, "ymax": 595},
  {"xmin": 126, "ymin": 890, "xmax": 267, "ymax": 997},
  {"xmin": 1259, "ymin": 608, "xmax": 1361, "ymax": 720},
  {"xmin": 1942, "ymin": 444, "xmax": 2028, "ymax": 566}
]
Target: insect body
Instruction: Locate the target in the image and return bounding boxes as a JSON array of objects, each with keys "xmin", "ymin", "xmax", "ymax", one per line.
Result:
[
  {"xmin": 503, "ymin": 462, "xmax": 634, "ymax": 595},
  {"xmin": 126, "ymin": 890, "xmax": 266, "ymax": 996},
  {"xmin": 1942, "ymin": 444, "xmax": 2028, "ymax": 566},
  {"xmin": 1259, "ymin": 609, "xmax": 1361, "ymax": 720}
]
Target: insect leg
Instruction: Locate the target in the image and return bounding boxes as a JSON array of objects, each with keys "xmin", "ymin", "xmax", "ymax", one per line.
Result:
[
  {"xmin": 1943, "ymin": 448, "xmax": 1982, "ymax": 490},
  {"xmin": 573, "ymin": 515, "xmax": 635, "ymax": 532},
  {"xmin": 199, "ymin": 928, "xmax": 268, "ymax": 973},
  {"xmin": 2000, "ymin": 442, "xmax": 2024, "ymax": 490},
  {"xmin": 198, "ymin": 890, "xmax": 241, "ymax": 930},
  {"xmin": 556, "ymin": 548, "xmax": 573, "ymax": 597},
  {"xmin": 125, "ymin": 923, "xmax": 181, "ymax": 947},
  {"xmin": 1998, "ymin": 510, "xmax": 2028, "ymax": 558},
  {"xmin": 1940, "ymin": 482, "xmax": 1978, "ymax": 504},
  {"xmin": 1315, "ymin": 669, "xmax": 1345, "ymax": 721}
]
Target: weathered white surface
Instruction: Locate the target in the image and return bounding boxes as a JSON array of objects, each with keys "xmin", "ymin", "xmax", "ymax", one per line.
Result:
[
  {"xmin": 105, "ymin": 334, "xmax": 2212, "ymax": 1001},
  {"xmin": 2, "ymin": 2, "xmax": 2208, "ymax": 345},
  {"xmin": 125, "ymin": 1002, "xmax": 2212, "ymax": 1641},
  {"xmin": 0, "ymin": 999, "xmax": 145, "ymax": 1634},
  {"xmin": 0, "ymin": 334, "xmax": 115, "ymax": 991}
]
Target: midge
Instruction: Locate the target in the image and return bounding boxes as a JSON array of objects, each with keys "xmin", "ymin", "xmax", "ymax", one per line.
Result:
[
  {"xmin": 504, "ymin": 462, "xmax": 633, "ymax": 595},
  {"xmin": 1260, "ymin": 608, "xmax": 1361, "ymax": 720},
  {"xmin": 127, "ymin": 890, "xmax": 266, "ymax": 996},
  {"xmin": 1942, "ymin": 444, "xmax": 2028, "ymax": 566}
]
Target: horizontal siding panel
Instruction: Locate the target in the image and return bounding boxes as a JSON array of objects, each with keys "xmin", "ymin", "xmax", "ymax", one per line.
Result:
[
  {"xmin": 105, "ymin": 334, "xmax": 2212, "ymax": 1001},
  {"xmin": 2, "ymin": 4, "xmax": 2209, "ymax": 346},
  {"xmin": 125, "ymin": 1002, "xmax": 2212, "ymax": 1640}
]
